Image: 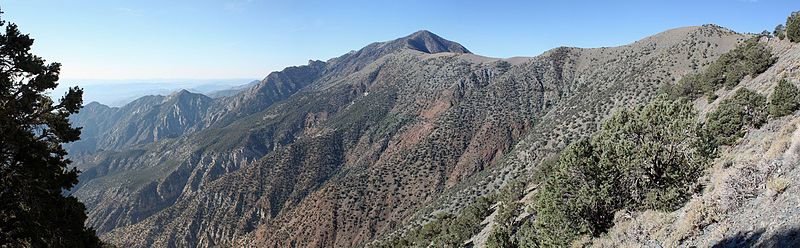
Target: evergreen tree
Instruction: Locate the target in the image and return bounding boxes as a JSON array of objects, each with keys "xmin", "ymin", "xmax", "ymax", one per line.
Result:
[
  {"xmin": 774, "ymin": 24, "xmax": 786, "ymax": 40},
  {"xmin": 486, "ymin": 224, "xmax": 515, "ymax": 248},
  {"xmin": 759, "ymin": 30, "xmax": 771, "ymax": 38},
  {"xmin": 0, "ymin": 11, "xmax": 100, "ymax": 247},
  {"xmin": 787, "ymin": 11, "xmax": 800, "ymax": 42},
  {"xmin": 769, "ymin": 79, "xmax": 800, "ymax": 117},
  {"xmin": 532, "ymin": 98, "xmax": 711, "ymax": 246},
  {"xmin": 705, "ymin": 88, "xmax": 767, "ymax": 146}
]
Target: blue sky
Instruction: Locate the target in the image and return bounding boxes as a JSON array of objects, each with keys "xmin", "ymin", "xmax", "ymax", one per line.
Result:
[{"xmin": 2, "ymin": 0, "xmax": 798, "ymax": 80}]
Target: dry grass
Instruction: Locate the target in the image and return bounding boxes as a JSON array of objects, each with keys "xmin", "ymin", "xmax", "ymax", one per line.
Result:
[
  {"xmin": 589, "ymin": 210, "xmax": 675, "ymax": 247},
  {"xmin": 767, "ymin": 176, "xmax": 790, "ymax": 195},
  {"xmin": 764, "ymin": 121, "xmax": 797, "ymax": 159},
  {"xmin": 669, "ymin": 198, "xmax": 721, "ymax": 243}
]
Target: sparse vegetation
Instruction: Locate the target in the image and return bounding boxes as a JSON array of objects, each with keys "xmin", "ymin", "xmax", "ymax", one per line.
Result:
[
  {"xmin": 769, "ymin": 79, "xmax": 800, "ymax": 117},
  {"xmin": 50, "ymin": 16, "xmax": 793, "ymax": 247},
  {"xmin": 377, "ymin": 195, "xmax": 494, "ymax": 247},
  {"xmin": 666, "ymin": 38, "xmax": 775, "ymax": 98}
]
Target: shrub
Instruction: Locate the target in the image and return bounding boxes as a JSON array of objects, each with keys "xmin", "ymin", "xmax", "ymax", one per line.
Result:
[
  {"xmin": 705, "ymin": 88, "xmax": 767, "ymax": 146},
  {"xmin": 485, "ymin": 180, "xmax": 526, "ymax": 248},
  {"xmin": 530, "ymin": 97, "xmax": 712, "ymax": 246},
  {"xmin": 769, "ymin": 79, "xmax": 800, "ymax": 117},
  {"xmin": 495, "ymin": 180, "xmax": 525, "ymax": 225},
  {"xmin": 787, "ymin": 11, "xmax": 800, "ymax": 42},
  {"xmin": 376, "ymin": 195, "xmax": 493, "ymax": 247},
  {"xmin": 486, "ymin": 224, "xmax": 515, "ymax": 248},
  {"xmin": 514, "ymin": 219, "xmax": 538, "ymax": 248},
  {"xmin": 774, "ymin": 24, "xmax": 786, "ymax": 40},
  {"xmin": 767, "ymin": 177, "xmax": 790, "ymax": 195},
  {"xmin": 532, "ymin": 139, "xmax": 609, "ymax": 247}
]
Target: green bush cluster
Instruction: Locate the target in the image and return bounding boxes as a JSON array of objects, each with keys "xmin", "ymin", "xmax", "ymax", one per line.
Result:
[
  {"xmin": 529, "ymin": 98, "xmax": 713, "ymax": 247},
  {"xmin": 705, "ymin": 88, "xmax": 767, "ymax": 146},
  {"xmin": 513, "ymin": 218, "xmax": 538, "ymax": 248},
  {"xmin": 486, "ymin": 224, "xmax": 516, "ymax": 248},
  {"xmin": 787, "ymin": 11, "xmax": 800, "ymax": 42},
  {"xmin": 667, "ymin": 38, "xmax": 775, "ymax": 98},
  {"xmin": 769, "ymin": 79, "xmax": 800, "ymax": 117},
  {"xmin": 377, "ymin": 196, "xmax": 493, "ymax": 247},
  {"xmin": 494, "ymin": 180, "xmax": 525, "ymax": 225},
  {"xmin": 485, "ymin": 180, "xmax": 526, "ymax": 248},
  {"xmin": 774, "ymin": 24, "xmax": 786, "ymax": 40}
]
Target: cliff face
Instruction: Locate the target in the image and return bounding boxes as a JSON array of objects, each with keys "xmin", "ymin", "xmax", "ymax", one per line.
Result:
[{"xmin": 68, "ymin": 26, "xmax": 754, "ymax": 247}]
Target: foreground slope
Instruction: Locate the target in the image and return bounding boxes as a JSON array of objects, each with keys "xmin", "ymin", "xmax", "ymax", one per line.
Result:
[
  {"xmin": 71, "ymin": 26, "xmax": 747, "ymax": 247},
  {"xmin": 587, "ymin": 37, "xmax": 800, "ymax": 247}
]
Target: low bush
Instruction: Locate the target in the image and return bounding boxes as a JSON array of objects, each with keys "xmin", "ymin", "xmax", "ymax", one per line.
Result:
[
  {"xmin": 767, "ymin": 176, "xmax": 790, "ymax": 195},
  {"xmin": 530, "ymin": 97, "xmax": 713, "ymax": 246},
  {"xmin": 376, "ymin": 195, "xmax": 493, "ymax": 247},
  {"xmin": 705, "ymin": 88, "xmax": 767, "ymax": 146},
  {"xmin": 768, "ymin": 79, "xmax": 800, "ymax": 117},
  {"xmin": 787, "ymin": 11, "xmax": 800, "ymax": 42}
]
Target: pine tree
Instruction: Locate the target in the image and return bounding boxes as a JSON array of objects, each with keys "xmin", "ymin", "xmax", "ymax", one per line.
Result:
[
  {"xmin": 0, "ymin": 11, "xmax": 101, "ymax": 247},
  {"xmin": 532, "ymin": 97, "xmax": 712, "ymax": 246},
  {"xmin": 769, "ymin": 79, "xmax": 800, "ymax": 117},
  {"xmin": 705, "ymin": 88, "xmax": 767, "ymax": 146},
  {"xmin": 774, "ymin": 24, "xmax": 786, "ymax": 40},
  {"xmin": 787, "ymin": 11, "xmax": 800, "ymax": 42}
]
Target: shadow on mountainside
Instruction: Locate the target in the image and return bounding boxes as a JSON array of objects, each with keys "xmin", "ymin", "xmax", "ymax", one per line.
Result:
[{"xmin": 713, "ymin": 226, "xmax": 800, "ymax": 248}]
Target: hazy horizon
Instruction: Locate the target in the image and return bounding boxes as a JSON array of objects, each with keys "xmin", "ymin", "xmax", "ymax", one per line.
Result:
[{"xmin": 51, "ymin": 78, "xmax": 259, "ymax": 107}]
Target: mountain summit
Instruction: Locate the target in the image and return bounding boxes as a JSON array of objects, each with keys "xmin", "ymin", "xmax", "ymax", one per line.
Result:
[
  {"xmin": 323, "ymin": 30, "xmax": 469, "ymax": 77},
  {"xmin": 395, "ymin": 30, "xmax": 471, "ymax": 54}
]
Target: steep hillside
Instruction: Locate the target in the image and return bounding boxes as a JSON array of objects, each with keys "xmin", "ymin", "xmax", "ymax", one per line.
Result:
[
  {"xmin": 69, "ymin": 26, "xmax": 751, "ymax": 247},
  {"xmin": 587, "ymin": 37, "xmax": 800, "ymax": 248}
]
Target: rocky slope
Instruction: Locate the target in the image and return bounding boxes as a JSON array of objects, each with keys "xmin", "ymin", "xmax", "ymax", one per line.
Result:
[{"xmin": 68, "ymin": 26, "xmax": 760, "ymax": 247}]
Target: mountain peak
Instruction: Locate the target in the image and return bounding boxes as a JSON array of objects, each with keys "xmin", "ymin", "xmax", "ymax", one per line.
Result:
[
  {"xmin": 85, "ymin": 101, "xmax": 106, "ymax": 107},
  {"xmin": 322, "ymin": 30, "xmax": 469, "ymax": 78},
  {"xmin": 397, "ymin": 30, "xmax": 470, "ymax": 54},
  {"xmin": 175, "ymin": 89, "xmax": 191, "ymax": 95},
  {"xmin": 408, "ymin": 29, "xmax": 435, "ymax": 38},
  {"xmin": 165, "ymin": 89, "xmax": 211, "ymax": 102}
]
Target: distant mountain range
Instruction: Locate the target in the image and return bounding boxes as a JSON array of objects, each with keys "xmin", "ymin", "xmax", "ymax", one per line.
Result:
[
  {"xmin": 52, "ymin": 79, "xmax": 259, "ymax": 107},
  {"xmin": 65, "ymin": 27, "xmax": 800, "ymax": 247}
]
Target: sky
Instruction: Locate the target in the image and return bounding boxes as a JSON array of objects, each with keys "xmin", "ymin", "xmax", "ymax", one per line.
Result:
[{"xmin": 2, "ymin": 0, "xmax": 799, "ymax": 81}]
